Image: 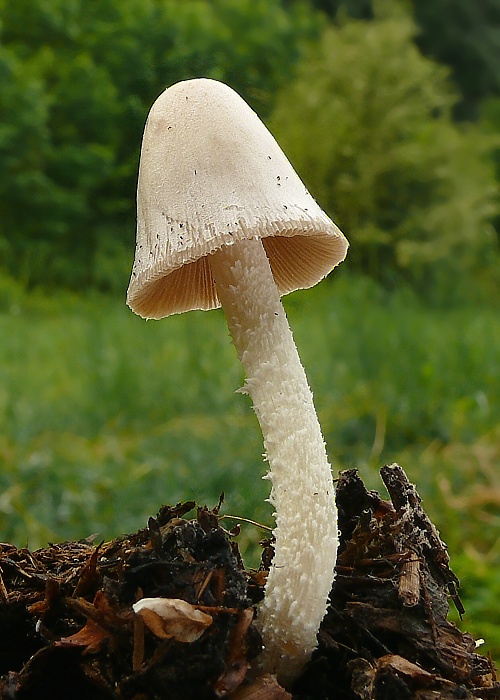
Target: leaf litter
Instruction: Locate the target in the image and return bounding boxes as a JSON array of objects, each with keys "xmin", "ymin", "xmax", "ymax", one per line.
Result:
[{"xmin": 0, "ymin": 467, "xmax": 498, "ymax": 699}]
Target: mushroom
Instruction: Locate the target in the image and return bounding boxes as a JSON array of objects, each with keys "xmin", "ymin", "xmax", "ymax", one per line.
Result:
[{"xmin": 127, "ymin": 78, "xmax": 348, "ymax": 684}]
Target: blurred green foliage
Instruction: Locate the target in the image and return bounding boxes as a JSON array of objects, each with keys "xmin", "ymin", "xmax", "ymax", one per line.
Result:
[
  {"xmin": 412, "ymin": 0, "xmax": 500, "ymax": 120},
  {"xmin": 308, "ymin": 0, "xmax": 500, "ymax": 120},
  {"xmin": 270, "ymin": 10, "xmax": 499, "ymax": 297}
]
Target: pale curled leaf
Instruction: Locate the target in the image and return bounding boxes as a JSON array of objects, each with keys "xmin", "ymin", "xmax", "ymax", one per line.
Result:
[{"xmin": 132, "ymin": 597, "xmax": 213, "ymax": 642}]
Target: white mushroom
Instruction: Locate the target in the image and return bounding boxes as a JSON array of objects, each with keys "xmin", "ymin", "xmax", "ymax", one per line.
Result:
[{"xmin": 127, "ymin": 78, "xmax": 348, "ymax": 684}]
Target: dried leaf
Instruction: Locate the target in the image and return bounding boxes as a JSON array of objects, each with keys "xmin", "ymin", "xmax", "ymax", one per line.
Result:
[
  {"xmin": 57, "ymin": 590, "xmax": 125, "ymax": 654},
  {"xmin": 57, "ymin": 618, "xmax": 109, "ymax": 654},
  {"xmin": 377, "ymin": 654, "xmax": 437, "ymax": 685},
  {"xmin": 133, "ymin": 597, "xmax": 213, "ymax": 642},
  {"xmin": 215, "ymin": 608, "xmax": 254, "ymax": 696},
  {"xmin": 73, "ymin": 544, "xmax": 102, "ymax": 597}
]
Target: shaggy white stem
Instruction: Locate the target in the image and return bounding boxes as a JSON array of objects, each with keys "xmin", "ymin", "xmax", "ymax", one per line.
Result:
[{"xmin": 209, "ymin": 237, "xmax": 338, "ymax": 685}]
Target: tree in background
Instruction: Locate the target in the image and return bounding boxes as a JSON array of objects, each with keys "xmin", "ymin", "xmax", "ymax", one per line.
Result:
[
  {"xmin": 285, "ymin": 0, "xmax": 373, "ymax": 20},
  {"xmin": 270, "ymin": 8, "xmax": 499, "ymax": 298},
  {"xmin": 1, "ymin": 0, "xmax": 498, "ymax": 297},
  {"xmin": 481, "ymin": 97, "xmax": 500, "ymax": 252},
  {"xmin": 0, "ymin": 30, "xmax": 121, "ymax": 287},
  {"xmin": 296, "ymin": 0, "xmax": 500, "ymax": 122},
  {"xmin": 412, "ymin": 0, "xmax": 500, "ymax": 121},
  {"xmin": 0, "ymin": 0, "xmax": 321, "ymax": 289}
]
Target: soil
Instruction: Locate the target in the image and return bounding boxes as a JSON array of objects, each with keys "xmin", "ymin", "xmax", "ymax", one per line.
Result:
[{"xmin": 0, "ymin": 464, "xmax": 498, "ymax": 700}]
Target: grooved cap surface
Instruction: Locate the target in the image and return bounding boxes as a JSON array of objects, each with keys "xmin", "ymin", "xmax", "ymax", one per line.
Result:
[{"xmin": 127, "ymin": 78, "xmax": 348, "ymax": 319}]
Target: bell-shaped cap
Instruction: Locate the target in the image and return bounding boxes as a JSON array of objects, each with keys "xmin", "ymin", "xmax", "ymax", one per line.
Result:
[{"xmin": 127, "ymin": 78, "xmax": 348, "ymax": 319}]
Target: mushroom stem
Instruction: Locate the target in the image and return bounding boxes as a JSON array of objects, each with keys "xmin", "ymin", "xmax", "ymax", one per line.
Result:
[{"xmin": 209, "ymin": 237, "xmax": 338, "ymax": 684}]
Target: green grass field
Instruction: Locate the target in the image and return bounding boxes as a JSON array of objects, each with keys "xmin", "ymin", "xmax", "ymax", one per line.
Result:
[{"xmin": 1, "ymin": 271, "xmax": 499, "ymax": 659}]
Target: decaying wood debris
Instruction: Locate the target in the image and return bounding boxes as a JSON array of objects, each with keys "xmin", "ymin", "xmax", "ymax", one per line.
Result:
[{"xmin": 0, "ymin": 465, "xmax": 498, "ymax": 699}]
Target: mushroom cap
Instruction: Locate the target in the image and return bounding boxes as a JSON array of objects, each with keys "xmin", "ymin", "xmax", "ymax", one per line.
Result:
[{"xmin": 127, "ymin": 78, "xmax": 348, "ymax": 319}]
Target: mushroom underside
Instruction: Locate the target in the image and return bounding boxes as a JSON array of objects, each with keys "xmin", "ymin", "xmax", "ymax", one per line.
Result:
[{"xmin": 127, "ymin": 233, "xmax": 346, "ymax": 319}]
